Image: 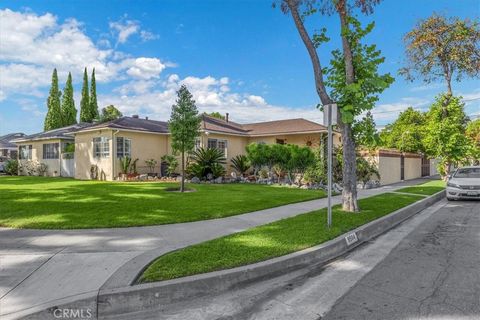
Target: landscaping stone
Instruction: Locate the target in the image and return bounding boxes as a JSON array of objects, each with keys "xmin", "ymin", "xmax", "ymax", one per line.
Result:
[
  {"xmin": 191, "ymin": 177, "xmax": 200, "ymax": 184},
  {"xmin": 214, "ymin": 177, "xmax": 223, "ymax": 184}
]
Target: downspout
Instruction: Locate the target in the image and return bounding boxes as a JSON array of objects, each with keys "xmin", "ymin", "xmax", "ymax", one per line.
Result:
[{"xmin": 112, "ymin": 130, "xmax": 120, "ymax": 180}]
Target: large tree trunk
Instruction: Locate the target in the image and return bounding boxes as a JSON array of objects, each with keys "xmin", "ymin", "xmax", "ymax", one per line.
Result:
[
  {"xmin": 181, "ymin": 150, "xmax": 185, "ymax": 192},
  {"xmin": 287, "ymin": 0, "xmax": 333, "ymax": 105},
  {"xmin": 336, "ymin": 0, "xmax": 359, "ymax": 212}
]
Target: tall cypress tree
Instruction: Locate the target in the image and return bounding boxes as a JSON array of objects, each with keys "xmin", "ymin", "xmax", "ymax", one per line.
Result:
[
  {"xmin": 89, "ymin": 68, "xmax": 99, "ymax": 121},
  {"xmin": 79, "ymin": 68, "xmax": 90, "ymax": 122},
  {"xmin": 61, "ymin": 72, "xmax": 77, "ymax": 126},
  {"xmin": 44, "ymin": 68, "xmax": 62, "ymax": 131}
]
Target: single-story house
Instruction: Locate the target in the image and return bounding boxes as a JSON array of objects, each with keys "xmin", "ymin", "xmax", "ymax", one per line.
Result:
[
  {"xmin": 70, "ymin": 114, "xmax": 342, "ymax": 180},
  {"xmin": 13, "ymin": 114, "xmax": 437, "ymax": 185},
  {"xmin": 13, "ymin": 123, "xmax": 93, "ymax": 177},
  {"xmin": 0, "ymin": 133, "xmax": 25, "ymax": 159}
]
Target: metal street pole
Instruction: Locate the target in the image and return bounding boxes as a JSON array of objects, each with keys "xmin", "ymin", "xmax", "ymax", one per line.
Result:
[{"xmin": 327, "ymin": 104, "xmax": 332, "ymax": 228}]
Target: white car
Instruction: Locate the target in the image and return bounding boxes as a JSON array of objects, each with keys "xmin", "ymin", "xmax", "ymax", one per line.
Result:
[{"xmin": 446, "ymin": 166, "xmax": 480, "ymax": 201}]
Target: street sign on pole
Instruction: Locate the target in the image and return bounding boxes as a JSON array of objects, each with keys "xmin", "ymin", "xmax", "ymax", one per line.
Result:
[{"xmin": 323, "ymin": 103, "xmax": 337, "ymax": 228}]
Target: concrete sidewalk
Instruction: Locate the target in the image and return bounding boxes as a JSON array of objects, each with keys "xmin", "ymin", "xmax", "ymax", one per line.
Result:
[{"xmin": 0, "ymin": 177, "xmax": 435, "ymax": 318}]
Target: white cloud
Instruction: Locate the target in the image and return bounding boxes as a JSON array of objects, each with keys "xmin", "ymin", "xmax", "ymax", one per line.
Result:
[
  {"xmin": 109, "ymin": 19, "xmax": 139, "ymax": 44},
  {"xmin": 109, "ymin": 18, "xmax": 158, "ymax": 45},
  {"xmin": 368, "ymin": 97, "xmax": 430, "ymax": 124},
  {"xmin": 0, "ymin": 9, "xmax": 170, "ymax": 100},
  {"xmin": 140, "ymin": 30, "xmax": 159, "ymax": 41},
  {"xmin": 126, "ymin": 57, "xmax": 165, "ymax": 79},
  {"xmin": 99, "ymin": 74, "xmax": 323, "ymax": 123}
]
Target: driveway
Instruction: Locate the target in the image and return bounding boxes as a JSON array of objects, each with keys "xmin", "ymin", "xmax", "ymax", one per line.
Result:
[{"xmin": 0, "ymin": 178, "xmax": 434, "ymax": 319}]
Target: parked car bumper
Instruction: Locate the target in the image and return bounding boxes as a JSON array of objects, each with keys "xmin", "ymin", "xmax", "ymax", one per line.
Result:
[{"xmin": 446, "ymin": 187, "xmax": 480, "ymax": 200}]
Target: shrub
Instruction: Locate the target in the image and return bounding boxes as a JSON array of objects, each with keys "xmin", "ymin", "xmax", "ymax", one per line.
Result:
[
  {"xmin": 189, "ymin": 147, "xmax": 226, "ymax": 180},
  {"xmin": 161, "ymin": 155, "xmax": 179, "ymax": 177},
  {"xmin": 145, "ymin": 159, "xmax": 158, "ymax": 174},
  {"xmin": 230, "ymin": 155, "xmax": 250, "ymax": 176},
  {"xmin": 130, "ymin": 158, "xmax": 139, "ymax": 174},
  {"xmin": 119, "ymin": 157, "xmax": 131, "ymax": 174},
  {"xmin": 4, "ymin": 159, "xmax": 19, "ymax": 175}
]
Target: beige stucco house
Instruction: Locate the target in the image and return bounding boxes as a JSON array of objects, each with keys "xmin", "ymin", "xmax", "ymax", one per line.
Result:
[
  {"xmin": 14, "ymin": 123, "xmax": 92, "ymax": 177},
  {"xmin": 70, "ymin": 114, "xmax": 341, "ymax": 180},
  {"xmin": 13, "ymin": 114, "xmax": 437, "ymax": 185}
]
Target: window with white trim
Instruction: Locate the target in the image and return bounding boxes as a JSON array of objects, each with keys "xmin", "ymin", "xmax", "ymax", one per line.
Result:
[
  {"xmin": 43, "ymin": 143, "xmax": 59, "ymax": 159},
  {"xmin": 93, "ymin": 137, "xmax": 109, "ymax": 158},
  {"xmin": 19, "ymin": 145, "xmax": 32, "ymax": 160},
  {"xmin": 116, "ymin": 137, "xmax": 131, "ymax": 158},
  {"xmin": 207, "ymin": 138, "xmax": 228, "ymax": 157},
  {"xmin": 195, "ymin": 138, "xmax": 201, "ymax": 150}
]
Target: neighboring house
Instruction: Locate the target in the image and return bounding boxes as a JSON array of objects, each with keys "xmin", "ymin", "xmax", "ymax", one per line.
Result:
[
  {"xmin": 70, "ymin": 114, "xmax": 341, "ymax": 180},
  {"xmin": 0, "ymin": 133, "xmax": 25, "ymax": 159},
  {"xmin": 14, "ymin": 123, "xmax": 93, "ymax": 177}
]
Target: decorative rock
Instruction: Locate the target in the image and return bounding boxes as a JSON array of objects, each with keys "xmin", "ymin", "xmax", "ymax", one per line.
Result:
[
  {"xmin": 214, "ymin": 177, "xmax": 223, "ymax": 184},
  {"xmin": 191, "ymin": 177, "xmax": 201, "ymax": 184},
  {"xmin": 206, "ymin": 173, "xmax": 214, "ymax": 181},
  {"xmin": 139, "ymin": 174, "xmax": 148, "ymax": 181},
  {"xmin": 176, "ymin": 176, "xmax": 182, "ymax": 182}
]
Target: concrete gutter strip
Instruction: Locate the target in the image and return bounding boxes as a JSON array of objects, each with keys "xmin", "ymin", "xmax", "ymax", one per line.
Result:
[{"xmin": 96, "ymin": 190, "xmax": 445, "ymax": 319}]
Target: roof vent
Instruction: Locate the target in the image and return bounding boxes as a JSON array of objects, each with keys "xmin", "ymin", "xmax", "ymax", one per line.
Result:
[{"xmin": 132, "ymin": 115, "xmax": 139, "ymax": 119}]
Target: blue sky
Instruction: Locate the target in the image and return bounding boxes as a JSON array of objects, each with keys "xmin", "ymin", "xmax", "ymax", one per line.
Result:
[{"xmin": 0, "ymin": 0, "xmax": 479, "ymax": 135}]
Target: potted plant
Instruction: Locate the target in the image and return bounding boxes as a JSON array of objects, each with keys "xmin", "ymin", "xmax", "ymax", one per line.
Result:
[{"xmin": 145, "ymin": 159, "xmax": 158, "ymax": 177}]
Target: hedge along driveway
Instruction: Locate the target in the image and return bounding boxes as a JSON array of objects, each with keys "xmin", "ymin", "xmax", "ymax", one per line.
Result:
[
  {"xmin": 0, "ymin": 176, "xmax": 325, "ymax": 229},
  {"xmin": 139, "ymin": 192, "xmax": 428, "ymax": 283}
]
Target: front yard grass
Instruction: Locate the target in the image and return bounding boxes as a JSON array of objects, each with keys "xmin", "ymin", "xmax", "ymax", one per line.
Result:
[
  {"xmin": 139, "ymin": 192, "xmax": 424, "ymax": 283},
  {"xmin": 0, "ymin": 176, "xmax": 325, "ymax": 229},
  {"xmin": 396, "ymin": 179, "xmax": 445, "ymax": 196}
]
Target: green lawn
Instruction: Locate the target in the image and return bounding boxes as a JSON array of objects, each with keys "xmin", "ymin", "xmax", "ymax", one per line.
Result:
[
  {"xmin": 396, "ymin": 179, "xmax": 445, "ymax": 196},
  {"xmin": 0, "ymin": 176, "xmax": 325, "ymax": 229},
  {"xmin": 139, "ymin": 192, "xmax": 424, "ymax": 283}
]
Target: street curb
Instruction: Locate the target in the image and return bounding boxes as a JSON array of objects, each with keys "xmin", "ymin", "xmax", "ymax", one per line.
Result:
[{"xmin": 96, "ymin": 190, "xmax": 446, "ymax": 319}]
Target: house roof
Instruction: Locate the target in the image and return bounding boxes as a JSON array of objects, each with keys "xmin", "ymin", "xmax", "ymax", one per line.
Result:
[
  {"xmin": 75, "ymin": 117, "xmax": 169, "ymax": 134},
  {"xmin": 0, "ymin": 133, "xmax": 25, "ymax": 149},
  {"xmin": 242, "ymin": 118, "xmax": 328, "ymax": 136},
  {"xmin": 13, "ymin": 123, "xmax": 93, "ymax": 143},
  {"xmin": 201, "ymin": 115, "xmax": 248, "ymax": 135}
]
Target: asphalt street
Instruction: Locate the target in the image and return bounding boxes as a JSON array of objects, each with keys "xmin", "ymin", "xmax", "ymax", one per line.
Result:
[
  {"xmin": 322, "ymin": 199, "xmax": 480, "ymax": 320},
  {"xmin": 130, "ymin": 199, "xmax": 480, "ymax": 320}
]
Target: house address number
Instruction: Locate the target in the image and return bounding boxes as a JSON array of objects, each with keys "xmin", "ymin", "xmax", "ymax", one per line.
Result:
[{"xmin": 345, "ymin": 232, "xmax": 358, "ymax": 246}]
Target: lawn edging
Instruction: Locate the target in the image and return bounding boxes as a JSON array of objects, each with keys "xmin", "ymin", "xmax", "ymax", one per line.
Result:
[{"xmin": 96, "ymin": 190, "xmax": 445, "ymax": 318}]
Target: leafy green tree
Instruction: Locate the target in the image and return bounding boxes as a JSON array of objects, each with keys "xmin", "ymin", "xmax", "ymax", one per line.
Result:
[
  {"xmin": 89, "ymin": 68, "xmax": 99, "ymax": 120},
  {"xmin": 423, "ymin": 94, "xmax": 470, "ymax": 177},
  {"xmin": 466, "ymin": 118, "xmax": 480, "ymax": 165},
  {"xmin": 61, "ymin": 72, "xmax": 77, "ymax": 126},
  {"xmin": 245, "ymin": 143, "xmax": 269, "ymax": 178},
  {"xmin": 100, "ymin": 105, "xmax": 123, "ymax": 122},
  {"xmin": 205, "ymin": 112, "xmax": 225, "ymax": 120},
  {"xmin": 281, "ymin": 0, "xmax": 391, "ymax": 212},
  {"xmin": 79, "ymin": 68, "xmax": 90, "ymax": 122},
  {"xmin": 379, "ymin": 107, "xmax": 426, "ymax": 153},
  {"xmin": 168, "ymin": 85, "xmax": 202, "ymax": 192},
  {"xmin": 400, "ymin": 14, "xmax": 480, "ymax": 95},
  {"xmin": 44, "ymin": 68, "xmax": 63, "ymax": 131},
  {"xmin": 353, "ymin": 111, "xmax": 379, "ymax": 149}
]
